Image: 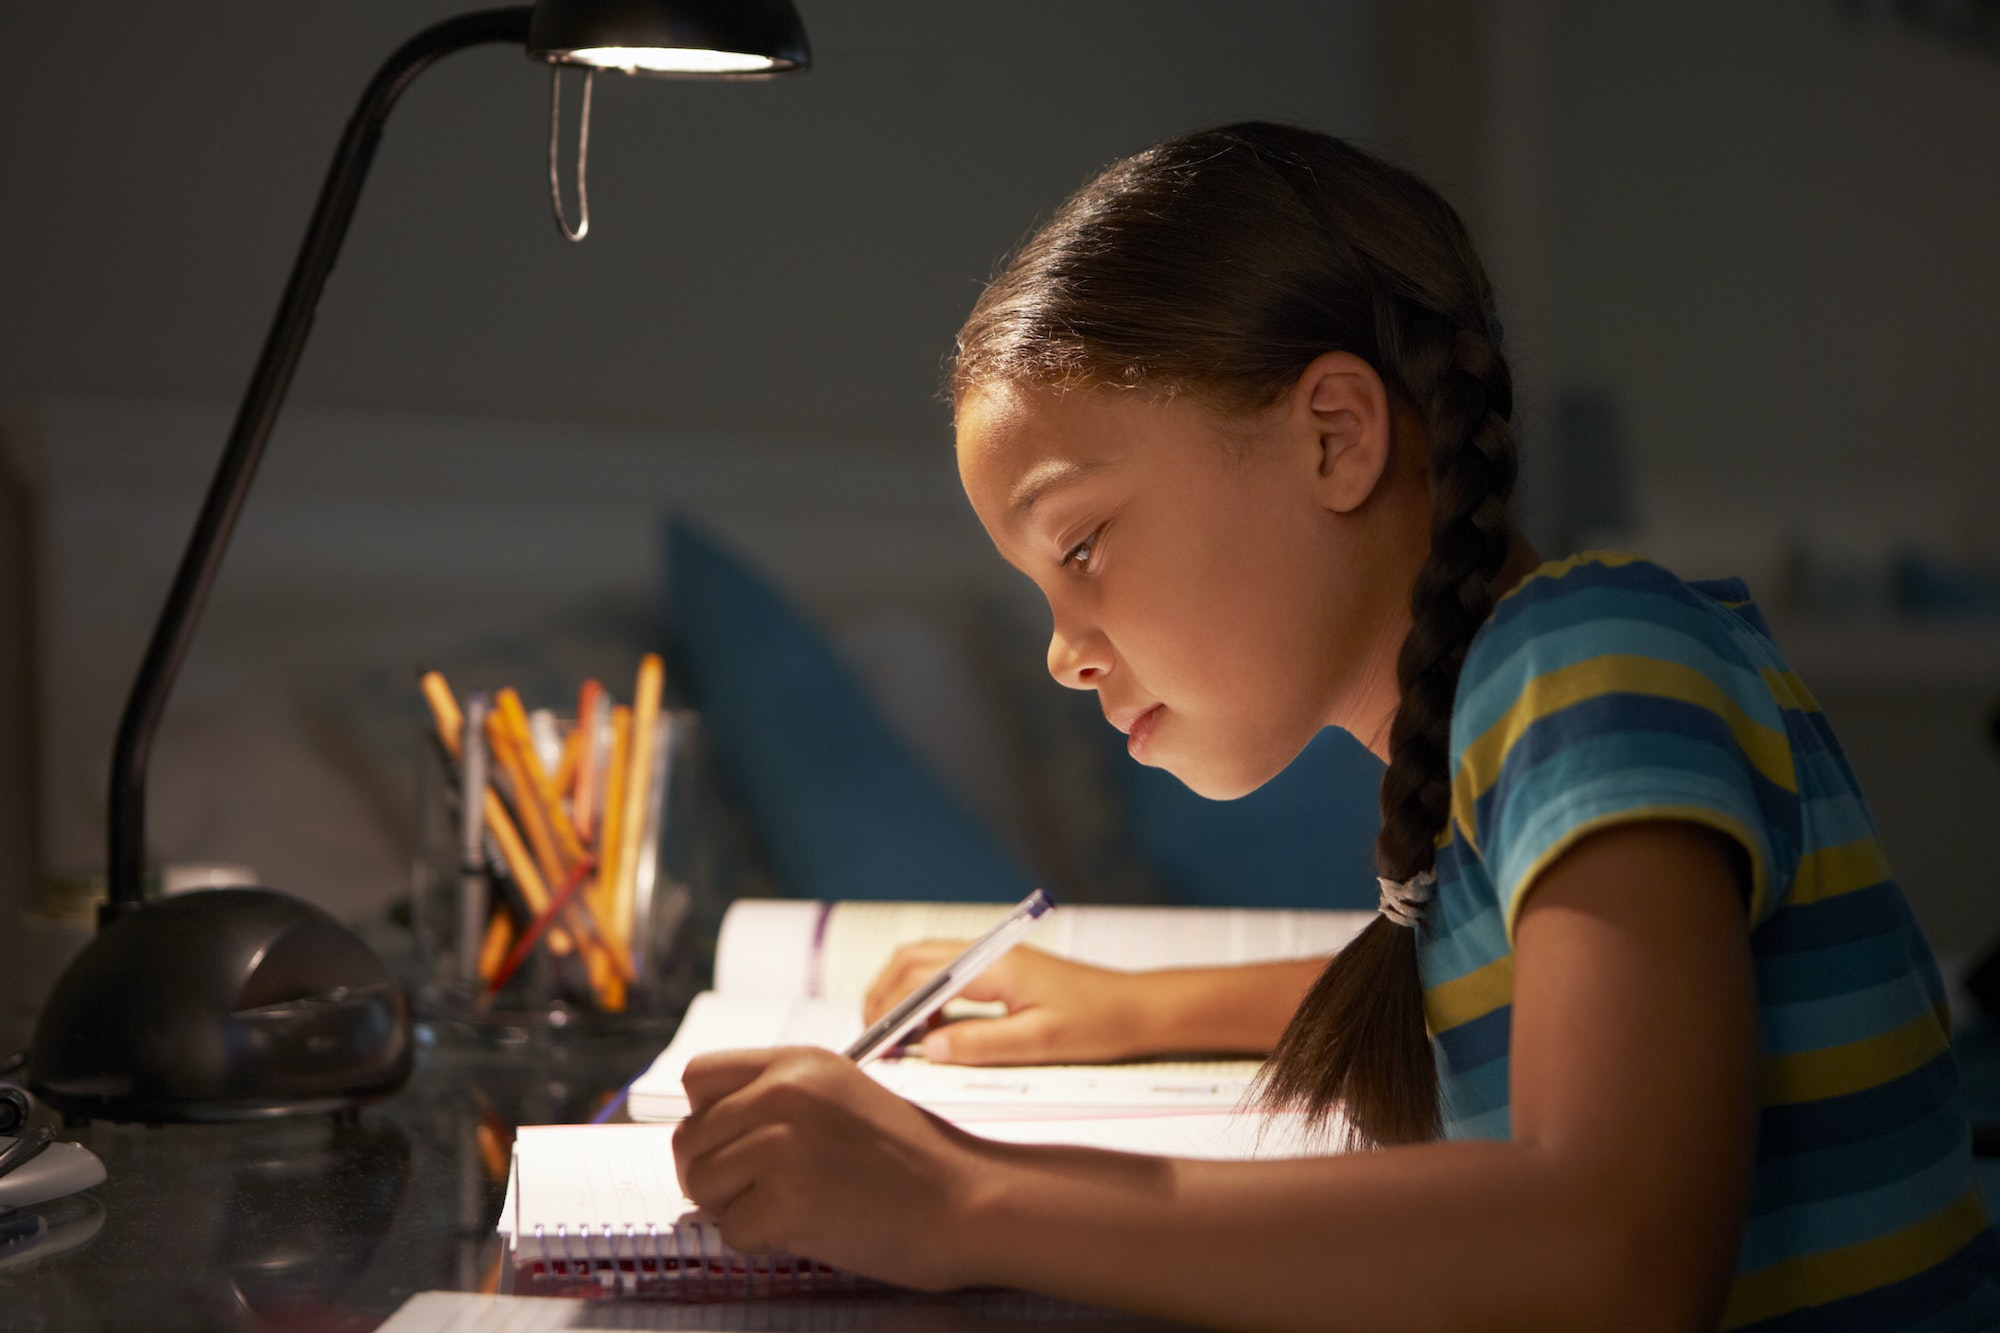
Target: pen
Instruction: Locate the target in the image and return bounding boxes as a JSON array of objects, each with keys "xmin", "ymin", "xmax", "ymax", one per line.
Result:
[
  {"xmin": 457, "ymin": 693, "xmax": 491, "ymax": 985},
  {"xmin": 843, "ymin": 888, "xmax": 1055, "ymax": 1065}
]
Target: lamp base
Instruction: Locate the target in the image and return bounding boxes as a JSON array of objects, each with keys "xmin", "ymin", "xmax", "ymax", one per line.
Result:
[{"xmin": 26, "ymin": 888, "xmax": 412, "ymax": 1124}]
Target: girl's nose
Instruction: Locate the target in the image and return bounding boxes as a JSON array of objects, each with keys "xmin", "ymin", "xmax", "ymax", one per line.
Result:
[{"xmin": 1047, "ymin": 621, "xmax": 1112, "ymax": 690}]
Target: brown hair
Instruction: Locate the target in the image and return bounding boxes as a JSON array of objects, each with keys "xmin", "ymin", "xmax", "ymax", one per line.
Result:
[{"xmin": 952, "ymin": 123, "xmax": 1518, "ymax": 1148}]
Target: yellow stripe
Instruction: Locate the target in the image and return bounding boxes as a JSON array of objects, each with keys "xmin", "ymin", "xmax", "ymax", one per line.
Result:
[
  {"xmin": 1423, "ymin": 955, "xmax": 1514, "ymax": 1032},
  {"xmin": 1452, "ymin": 654, "xmax": 1796, "ymax": 852},
  {"xmin": 1759, "ymin": 1009, "xmax": 1950, "ymax": 1105},
  {"xmin": 1497, "ymin": 804, "xmax": 1772, "ymax": 942},
  {"xmin": 1720, "ymin": 1188, "xmax": 1993, "ymax": 1329},
  {"xmin": 1788, "ymin": 837, "xmax": 1892, "ymax": 908},
  {"xmin": 1497, "ymin": 549, "xmax": 1648, "ymax": 605},
  {"xmin": 1759, "ymin": 666, "xmax": 1823, "ymax": 714}
]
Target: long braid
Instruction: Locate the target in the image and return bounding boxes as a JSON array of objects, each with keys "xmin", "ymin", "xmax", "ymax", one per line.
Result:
[
  {"xmin": 1261, "ymin": 300, "xmax": 1518, "ymax": 1148},
  {"xmin": 950, "ymin": 121, "xmax": 1524, "ymax": 1147}
]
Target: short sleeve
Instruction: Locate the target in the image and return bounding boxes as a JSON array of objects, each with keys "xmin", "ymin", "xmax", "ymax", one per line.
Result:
[{"xmin": 1448, "ymin": 561, "xmax": 1799, "ymax": 941}]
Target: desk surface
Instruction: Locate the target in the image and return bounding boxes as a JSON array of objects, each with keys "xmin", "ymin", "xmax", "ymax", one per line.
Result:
[
  {"xmin": 0, "ymin": 1029, "xmax": 1197, "ymax": 1333},
  {"xmin": 0, "ymin": 1029, "xmax": 657, "ymax": 1332}
]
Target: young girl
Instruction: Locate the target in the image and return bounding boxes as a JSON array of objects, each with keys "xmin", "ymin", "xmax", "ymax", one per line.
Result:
[{"xmin": 671, "ymin": 123, "xmax": 2000, "ymax": 1331}]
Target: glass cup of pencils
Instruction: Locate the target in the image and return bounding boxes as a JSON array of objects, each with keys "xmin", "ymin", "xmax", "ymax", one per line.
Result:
[{"xmin": 410, "ymin": 658, "xmax": 697, "ymax": 1041}]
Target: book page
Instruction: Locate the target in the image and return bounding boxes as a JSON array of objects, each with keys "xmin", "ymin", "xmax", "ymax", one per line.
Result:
[
  {"xmin": 627, "ymin": 993, "xmax": 1266, "ymax": 1123},
  {"xmin": 626, "ymin": 992, "xmax": 862, "ymax": 1120},
  {"xmin": 511, "ymin": 1110, "xmax": 1334, "ymax": 1256},
  {"xmin": 817, "ymin": 902, "xmax": 1371, "ymax": 1002},
  {"xmin": 711, "ymin": 900, "xmax": 826, "ymax": 996},
  {"xmin": 512, "ymin": 1124, "xmax": 697, "ymax": 1258}
]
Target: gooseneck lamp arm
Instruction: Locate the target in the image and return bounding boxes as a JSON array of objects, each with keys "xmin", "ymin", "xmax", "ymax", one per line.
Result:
[{"xmin": 103, "ymin": 7, "xmax": 535, "ymax": 922}]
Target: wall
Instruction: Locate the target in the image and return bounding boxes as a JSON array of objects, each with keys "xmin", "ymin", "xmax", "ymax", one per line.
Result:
[
  {"xmin": 0, "ymin": 2, "xmax": 1385, "ymax": 961},
  {"xmin": 1543, "ymin": 0, "xmax": 2000, "ymax": 958},
  {"xmin": 0, "ymin": 2, "xmax": 1382, "ymax": 446}
]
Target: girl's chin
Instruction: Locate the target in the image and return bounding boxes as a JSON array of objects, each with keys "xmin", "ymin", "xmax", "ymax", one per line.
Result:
[
  {"xmin": 1153, "ymin": 752, "xmax": 1282, "ymax": 802},
  {"xmin": 1148, "ymin": 728, "xmax": 1312, "ymax": 801}
]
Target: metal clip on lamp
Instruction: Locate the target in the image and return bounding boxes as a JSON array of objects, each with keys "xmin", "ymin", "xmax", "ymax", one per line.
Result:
[{"xmin": 25, "ymin": 0, "xmax": 809, "ymax": 1125}]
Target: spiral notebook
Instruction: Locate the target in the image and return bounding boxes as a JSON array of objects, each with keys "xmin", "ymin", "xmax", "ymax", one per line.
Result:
[{"xmin": 504, "ymin": 1115, "xmax": 1324, "ymax": 1301}]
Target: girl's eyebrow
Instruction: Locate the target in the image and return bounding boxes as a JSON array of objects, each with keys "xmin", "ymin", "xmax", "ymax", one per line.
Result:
[{"xmin": 1010, "ymin": 459, "xmax": 1109, "ymax": 515}]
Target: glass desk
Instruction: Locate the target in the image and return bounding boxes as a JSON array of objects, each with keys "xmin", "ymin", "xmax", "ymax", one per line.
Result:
[
  {"xmin": 0, "ymin": 1027, "xmax": 659, "ymax": 1331},
  {"xmin": 0, "ymin": 1028, "xmax": 1192, "ymax": 1333}
]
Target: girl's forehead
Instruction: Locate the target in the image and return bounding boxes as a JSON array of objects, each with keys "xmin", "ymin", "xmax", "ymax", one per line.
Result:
[{"xmin": 957, "ymin": 381, "xmax": 1174, "ymax": 467}]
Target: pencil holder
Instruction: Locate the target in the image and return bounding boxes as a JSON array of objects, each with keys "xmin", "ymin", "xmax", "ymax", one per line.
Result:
[{"xmin": 409, "ymin": 705, "xmax": 704, "ymax": 1044}]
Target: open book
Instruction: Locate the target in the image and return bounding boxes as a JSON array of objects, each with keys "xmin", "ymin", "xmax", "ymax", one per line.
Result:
[
  {"xmin": 506, "ymin": 1115, "xmax": 1328, "ymax": 1300},
  {"xmin": 627, "ymin": 898, "xmax": 1370, "ymax": 1122}
]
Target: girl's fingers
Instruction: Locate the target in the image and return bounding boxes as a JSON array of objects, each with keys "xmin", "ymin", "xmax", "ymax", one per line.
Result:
[
  {"xmin": 681, "ymin": 1047, "xmax": 786, "ymax": 1113},
  {"xmin": 678, "ymin": 1118, "xmax": 796, "ymax": 1217},
  {"xmin": 675, "ymin": 1046, "xmax": 874, "ymax": 1179},
  {"xmin": 862, "ymin": 941, "xmax": 967, "ymax": 1022},
  {"xmin": 713, "ymin": 1178, "xmax": 791, "ymax": 1256},
  {"xmin": 920, "ymin": 1006, "xmax": 1064, "ymax": 1066}
]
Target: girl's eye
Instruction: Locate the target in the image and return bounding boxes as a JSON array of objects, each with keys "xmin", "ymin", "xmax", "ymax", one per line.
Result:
[{"xmin": 1062, "ymin": 529, "xmax": 1100, "ymax": 570}]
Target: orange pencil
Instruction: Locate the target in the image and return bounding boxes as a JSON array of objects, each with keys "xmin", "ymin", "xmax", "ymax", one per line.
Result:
[
  {"xmin": 419, "ymin": 670, "xmax": 576, "ymax": 957},
  {"xmin": 486, "ymin": 710, "xmax": 565, "ymax": 883},
  {"xmin": 553, "ymin": 720, "xmax": 585, "ymax": 803},
  {"xmin": 420, "ymin": 670, "xmax": 463, "ymax": 753},
  {"xmin": 610, "ymin": 654, "xmax": 664, "ymax": 967},
  {"xmin": 495, "ymin": 706, "xmax": 639, "ymax": 990},
  {"xmin": 570, "ymin": 680, "xmax": 607, "ymax": 842},
  {"xmin": 477, "ymin": 911, "xmax": 514, "ymax": 982},
  {"xmin": 591, "ymin": 705, "xmax": 633, "ymax": 932},
  {"xmin": 494, "ymin": 690, "xmax": 589, "ymax": 868}
]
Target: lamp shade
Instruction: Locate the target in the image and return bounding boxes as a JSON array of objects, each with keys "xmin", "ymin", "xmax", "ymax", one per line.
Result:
[{"xmin": 529, "ymin": 0, "xmax": 810, "ymax": 75}]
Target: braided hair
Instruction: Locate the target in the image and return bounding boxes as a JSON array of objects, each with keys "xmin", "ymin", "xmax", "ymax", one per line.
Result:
[{"xmin": 953, "ymin": 123, "xmax": 1520, "ymax": 1148}]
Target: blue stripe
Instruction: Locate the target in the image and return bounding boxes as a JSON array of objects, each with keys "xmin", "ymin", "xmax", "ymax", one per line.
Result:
[
  {"xmin": 1737, "ymin": 1134, "xmax": 1977, "ymax": 1270},
  {"xmin": 1753, "ymin": 881, "xmax": 1913, "ymax": 956},
  {"xmin": 1474, "ymin": 695, "xmax": 1799, "ymax": 856},
  {"xmin": 1760, "ymin": 975, "xmax": 1942, "ymax": 1056},
  {"xmin": 1438, "ymin": 1055, "xmax": 1510, "ymax": 1131},
  {"xmin": 1779, "ymin": 704, "xmax": 1835, "ymax": 760},
  {"xmin": 1754, "ymin": 931, "xmax": 1929, "ymax": 1005},
  {"xmin": 1433, "ymin": 1003, "xmax": 1510, "ymax": 1076},
  {"xmin": 1496, "ymin": 555, "xmax": 1718, "ymax": 624},
  {"xmin": 1756, "ymin": 1054, "xmax": 1960, "ymax": 1160},
  {"xmin": 1733, "ymin": 1227, "xmax": 2000, "ymax": 1333},
  {"xmin": 1419, "ymin": 896, "xmax": 1508, "ymax": 985},
  {"xmin": 1456, "ymin": 611, "xmax": 1783, "ymax": 750},
  {"xmin": 1790, "ymin": 781, "xmax": 1883, "ymax": 852},
  {"xmin": 1749, "ymin": 1109, "xmax": 1970, "ymax": 1217}
]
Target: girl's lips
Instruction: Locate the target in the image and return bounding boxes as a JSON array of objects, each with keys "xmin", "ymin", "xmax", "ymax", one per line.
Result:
[{"xmin": 1126, "ymin": 704, "xmax": 1163, "ymax": 759}]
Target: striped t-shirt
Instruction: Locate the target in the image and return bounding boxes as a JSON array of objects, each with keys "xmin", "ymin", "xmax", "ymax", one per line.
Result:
[{"xmin": 1422, "ymin": 552, "xmax": 2000, "ymax": 1330}]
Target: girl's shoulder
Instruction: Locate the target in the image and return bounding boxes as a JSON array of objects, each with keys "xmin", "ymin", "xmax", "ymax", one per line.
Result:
[
  {"xmin": 1451, "ymin": 550, "xmax": 1791, "ymax": 762},
  {"xmin": 1469, "ymin": 550, "xmax": 1778, "ymax": 680}
]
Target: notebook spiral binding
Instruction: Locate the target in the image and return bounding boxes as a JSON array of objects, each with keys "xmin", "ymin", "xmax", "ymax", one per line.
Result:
[{"xmin": 521, "ymin": 1219, "xmax": 872, "ymax": 1302}]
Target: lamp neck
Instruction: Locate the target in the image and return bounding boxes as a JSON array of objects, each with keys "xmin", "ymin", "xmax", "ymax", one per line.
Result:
[{"xmin": 104, "ymin": 7, "xmax": 535, "ymax": 923}]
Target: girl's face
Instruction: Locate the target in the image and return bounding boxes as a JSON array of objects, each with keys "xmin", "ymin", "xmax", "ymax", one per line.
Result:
[{"xmin": 955, "ymin": 364, "xmax": 1427, "ymax": 799}]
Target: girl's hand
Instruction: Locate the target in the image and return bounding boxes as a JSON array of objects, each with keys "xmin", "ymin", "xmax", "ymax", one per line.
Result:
[
  {"xmin": 862, "ymin": 942, "xmax": 1153, "ymax": 1065},
  {"xmin": 672, "ymin": 1046, "xmax": 987, "ymax": 1292}
]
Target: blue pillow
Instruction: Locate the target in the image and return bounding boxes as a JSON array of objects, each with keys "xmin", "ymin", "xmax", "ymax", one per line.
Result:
[
  {"xmin": 1120, "ymin": 728, "xmax": 1383, "ymax": 911},
  {"xmin": 663, "ymin": 518, "xmax": 1034, "ymax": 903}
]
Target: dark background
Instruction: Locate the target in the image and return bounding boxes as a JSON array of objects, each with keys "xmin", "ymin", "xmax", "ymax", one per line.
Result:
[{"xmin": 3, "ymin": 1, "xmax": 1997, "ymax": 1002}]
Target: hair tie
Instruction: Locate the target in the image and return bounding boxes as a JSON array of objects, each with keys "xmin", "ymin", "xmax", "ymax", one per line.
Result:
[{"xmin": 1377, "ymin": 869, "xmax": 1435, "ymax": 929}]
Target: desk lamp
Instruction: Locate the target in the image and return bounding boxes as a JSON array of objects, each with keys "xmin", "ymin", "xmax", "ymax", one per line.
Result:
[{"xmin": 26, "ymin": 0, "xmax": 810, "ymax": 1124}]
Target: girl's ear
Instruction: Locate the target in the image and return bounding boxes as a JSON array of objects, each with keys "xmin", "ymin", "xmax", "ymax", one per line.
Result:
[{"xmin": 1297, "ymin": 351, "xmax": 1394, "ymax": 514}]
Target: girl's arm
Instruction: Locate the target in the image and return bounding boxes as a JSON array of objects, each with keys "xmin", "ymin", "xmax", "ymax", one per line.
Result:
[
  {"xmin": 862, "ymin": 944, "xmax": 1323, "ymax": 1063},
  {"xmin": 675, "ymin": 820, "xmax": 1759, "ymax": 1333}
]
